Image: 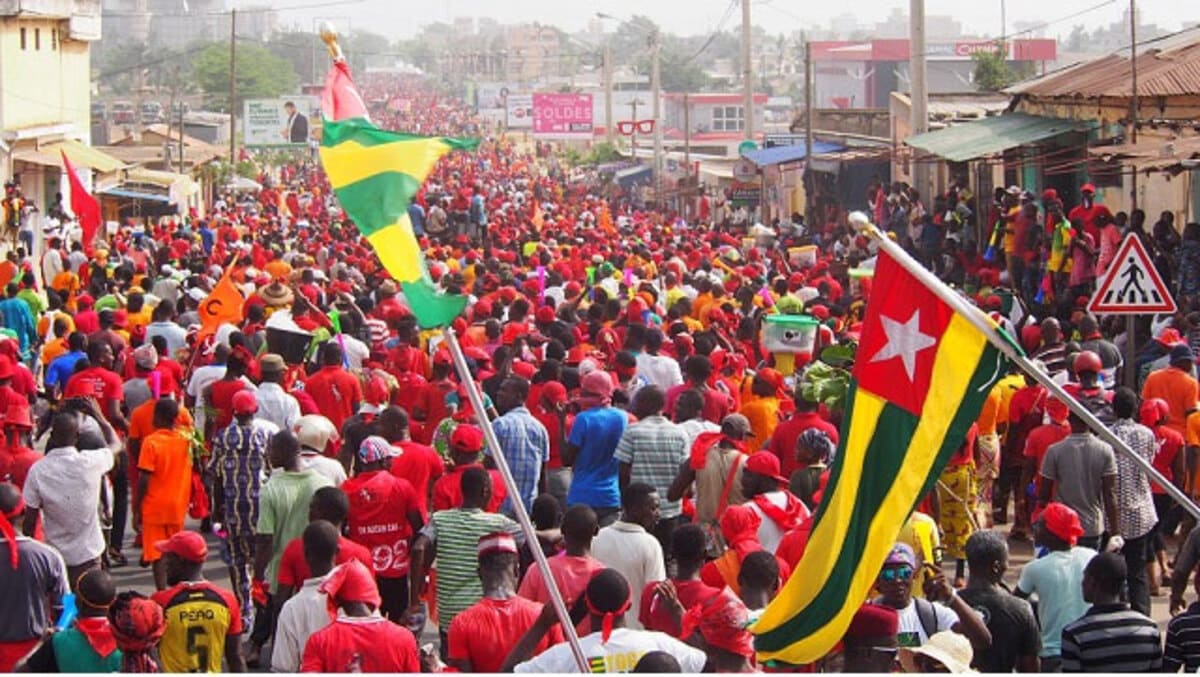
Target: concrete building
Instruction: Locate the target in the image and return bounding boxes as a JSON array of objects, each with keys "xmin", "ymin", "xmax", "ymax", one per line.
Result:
[
  {"xmin": 101, "ymin": 0, "xmax": 224, "ymax": 48},
  {"xmin": 810, "ymin": 38, "xmax": 1057, "ymax": 109},
  {"xmin": 0, "ymin": 0, "xmax": 122, "ymax": 212},
  {"xmin": 504, "ymin": 23, "xmax": 562, "ymax": 84}
]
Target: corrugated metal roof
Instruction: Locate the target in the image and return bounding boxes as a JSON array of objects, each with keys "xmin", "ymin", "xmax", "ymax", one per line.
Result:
[
  {"xmin": 1009, "ymin": 25, "xmax": 1200, "ymax": 98},
  {"xmin": 904, "ymin": 113, "xmax": 1089, "ymax": 162},
  {"xmin": 742, "ymin": 141, "xmax": 846, "ymax": 167}
]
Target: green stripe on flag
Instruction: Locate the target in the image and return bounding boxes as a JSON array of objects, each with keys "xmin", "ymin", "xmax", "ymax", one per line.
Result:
[
  {"xmin": 754, "ymin": 342, "xmax": 1002, "ymax": 652},
  {"xmin": 332, "ymin": 171, "xmax": 422, "ymax": 237}
]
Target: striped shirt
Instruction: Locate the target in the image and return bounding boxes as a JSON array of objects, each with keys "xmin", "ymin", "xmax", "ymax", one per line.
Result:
[
  {"xmin": 1060, "ymin": 603, "xmax": 1162, "ymax": 672},
  {"xmin": 423, "ymin": 508, "xmax": 523, "ymax": 631},
  {"xmin": 614, "ymin": 415, "xmax": 689, "ymax": 518},
  {"xmin": 1165, "ymin": 603, "xmax": 1200, "ymax": 672},
  {"xmin": 488, "ymin": 407, "xmax": 549, "ymax": 516}
]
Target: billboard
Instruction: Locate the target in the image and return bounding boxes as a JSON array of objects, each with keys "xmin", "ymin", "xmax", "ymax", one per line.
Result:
[
  {"xmin": 476, "ymin": 82, "xmax": 518, "ymax": 111},
  {"xmin": 506, "ymin": 93, "xmax": 534, "ymax": 129},
  {"xmin": 533, "ymin": 93, "xmax": 594, "ymax": 139},
  {"xmin": 244, "ymin": 96, "xmax": 319, "ymax": 148}
]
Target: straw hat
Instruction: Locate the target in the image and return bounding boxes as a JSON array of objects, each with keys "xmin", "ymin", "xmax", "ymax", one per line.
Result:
[
  {"xmin": 259, "ymin": 282, "xmax": 294, "ymax": 307},
  {"xmin": 899, "ymin": 631, "xmax": 975, "ymax": 674}
]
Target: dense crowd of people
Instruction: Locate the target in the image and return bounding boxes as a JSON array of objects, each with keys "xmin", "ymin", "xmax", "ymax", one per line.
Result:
[{"xmin": 1, "ymin": 70, "xmax": 1200, "ymax": 673}]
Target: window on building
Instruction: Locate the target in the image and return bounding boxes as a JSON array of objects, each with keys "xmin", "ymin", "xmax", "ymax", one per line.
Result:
[
  {"xmin": 712, "ymin": 105, "xmax": 745, "ymax": 132},
  {"xmin": 34, "ymin": 28, "xmax": 40, "ymax": 50},
  {"xmin": 19, "ymin": 28, "xmax": 26, "ymax": 50},
  {"xmin": 51, "ymin": 29, "xmax": 57, "ymax": 50}
]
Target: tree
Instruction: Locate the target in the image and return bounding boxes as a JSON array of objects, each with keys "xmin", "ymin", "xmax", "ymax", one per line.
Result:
[
  {"xmin": 972, "ymin": 48, "xmax": 1021, "ymax": 92},
  {"xmin": 1065, "ymin": 24, "xmax": 1088, "ymax": 52},
  {"xmin": 191, "ymin": 42, "xmax": 300, "ymax": 112}
]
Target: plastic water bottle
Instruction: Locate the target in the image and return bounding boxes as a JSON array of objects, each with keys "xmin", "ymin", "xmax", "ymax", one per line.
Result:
[{"xmin": 56, "ymin": 592, "xmax": 77, "ymax": 630}]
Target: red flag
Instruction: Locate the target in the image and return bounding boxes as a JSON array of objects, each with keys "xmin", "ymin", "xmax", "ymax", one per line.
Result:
[
  {"xmin": 320, "ymin": 61, "xmax": 369, "ymax": 122},
  {"xmin": 60, "ymin": 150, "xmax": 100, "ymax": 254}
]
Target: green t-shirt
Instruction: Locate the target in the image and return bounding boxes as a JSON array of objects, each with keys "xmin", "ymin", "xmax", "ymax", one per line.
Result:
[{"xmin": 256, "ymin": 469, "xmax": 333, "ymax": 592}]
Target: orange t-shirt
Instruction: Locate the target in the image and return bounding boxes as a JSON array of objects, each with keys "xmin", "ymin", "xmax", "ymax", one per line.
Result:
[
  {"xmin": 40, "ymin": 337, "xmax": 68, "ymax": 368},
  {"xmin": 264, "ymin": 260, "xmax": 292, "ymax": 282},
  {"xmin": 137, "ymin": 428, "xmax": 193, "ymax": 526},
  {"xmin": 1142, "ymin": 367, "xmax": 1199, "ymax": 436},
  {"xmin": 129, "ymin": 399, "xmax": 194, "ymax": 443}
]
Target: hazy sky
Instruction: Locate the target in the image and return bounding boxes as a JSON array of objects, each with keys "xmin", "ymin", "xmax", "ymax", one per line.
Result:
[{"xmin": 281, "ymin": 0, "xmax": 1195, "ymax": 42}]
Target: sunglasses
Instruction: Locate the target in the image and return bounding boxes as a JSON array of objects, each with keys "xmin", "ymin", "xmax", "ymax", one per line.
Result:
[{"xmin": 879, "ymin": 565, "xmax": 914, "ymax": 582}]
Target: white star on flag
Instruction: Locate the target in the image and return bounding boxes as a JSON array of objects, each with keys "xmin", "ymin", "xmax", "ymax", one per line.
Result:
[{"xmin": 869, "ymin": 309, "xmax": 937, "ymax": 382}]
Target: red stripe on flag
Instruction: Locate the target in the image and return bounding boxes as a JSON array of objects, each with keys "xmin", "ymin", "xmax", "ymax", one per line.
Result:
[
  {"xmin": 321, "ymin": 61, "xmax": 370, "ymax": 122},
  {"xmin": 852, "ymin": 252, "xmax": 954, "ymax": 415},
  {"xmin": 60, "ymin": 150, "xmax": 101, "ymax": 255}
]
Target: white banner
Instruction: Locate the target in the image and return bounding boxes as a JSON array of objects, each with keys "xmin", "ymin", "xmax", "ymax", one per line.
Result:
[
  {"xmin": 244, "ymin": 96, "xmax": 319, "ymax": 148},
  {"xmin": 505, "ymin": 94, "xmax": 533, "ymax": 130}
]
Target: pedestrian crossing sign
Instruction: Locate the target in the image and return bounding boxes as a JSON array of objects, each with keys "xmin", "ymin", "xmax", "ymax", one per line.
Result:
[{"xmin": 1088, "ymin": 233, "xmax": 1176, "ymax": 315}]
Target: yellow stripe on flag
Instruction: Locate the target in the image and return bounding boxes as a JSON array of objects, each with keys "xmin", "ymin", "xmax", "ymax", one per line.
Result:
[
  {"xmin": 365, "ymin": 215, "xmax": 424, "ymax": 285},
  {"xmin": 754, "ymin": 313, "xmax": 991, "ymax": 665},
  {"xmin": 320, "ymin": 136, "xmax": 452, "ymax": 189}
]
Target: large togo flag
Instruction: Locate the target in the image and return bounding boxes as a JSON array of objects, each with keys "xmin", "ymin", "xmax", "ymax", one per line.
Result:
[
  {"xmin": 752, "ymin": 250, "xmax": 1007, "ymax": 665},
  {"xmin": 318, "ymin": 60, "xmax": 478, "ymax": 329}
]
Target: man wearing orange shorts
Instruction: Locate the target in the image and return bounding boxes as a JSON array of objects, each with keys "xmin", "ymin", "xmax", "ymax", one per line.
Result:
[{"xmin": 135, "ymin": 398, "xmax": 194, "ymax": 590}]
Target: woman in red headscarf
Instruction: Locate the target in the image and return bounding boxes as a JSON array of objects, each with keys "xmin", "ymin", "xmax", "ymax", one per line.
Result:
[{"xmin": 699, "ymin": 504, "xmax": 790, "ymax": 596}]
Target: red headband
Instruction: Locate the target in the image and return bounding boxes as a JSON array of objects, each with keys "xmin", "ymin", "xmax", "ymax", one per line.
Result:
[
  {"xmin": 1, "ymin": 497, "xmax": 25, "ymax": 569},
  {"xmin": 586, "ymin": 589, "xmax": 632, "ymax": 643}
]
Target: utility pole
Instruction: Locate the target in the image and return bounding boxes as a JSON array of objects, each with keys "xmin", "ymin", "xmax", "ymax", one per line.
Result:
[
  {"xmin": 650, "ymin": 29, "xmax": 663, "ymax": 208},
  {"xmin": 1000, "ymin": 0, "xmax": 1007, "ymax": 44},
  {"xmin": 683, "ymin": 92, "xmax": 691, "ymax": 220},
  {"xmin": 229, "ymin": 8, "xmax": 237, "ymax": 168},
  {"xmin": 805, "ymin": 41, "xmax": 814, "ymax": 226},
  {"xmin": 1129, "ymin": 0, "xmax": 1139, "ymax": 211},
  {"xmin": 630, "ymin": 99, "xmax": 640, "ymax": 160},
  {"xmin": 604, "ymin": 42, "xmax": 614, "ymax": 146},
  {"xmin": 909, "ymin": 0, "xmax": 929, "ymax": 199},
  {"xmin": 741, "ymin": 0, "xmax": 754, "ymax": 142},
  {"xmin": 179, "ymin": 104, "xmax": 186, "ymax": 175}
]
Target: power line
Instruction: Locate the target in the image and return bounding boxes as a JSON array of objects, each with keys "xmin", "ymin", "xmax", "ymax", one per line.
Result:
[{"xmin": 100, "ymin": 0, "xmax": 365, "ymax": 18}]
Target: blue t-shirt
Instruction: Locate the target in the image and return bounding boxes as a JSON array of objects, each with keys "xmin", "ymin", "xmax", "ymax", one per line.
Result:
[
  {"xmin": 45, "ymin": 351, "xmax": 87, "ymax": 388},
  {"xmin": 566, "ymin": 406, "xmax": 628, "ymax": 509}
]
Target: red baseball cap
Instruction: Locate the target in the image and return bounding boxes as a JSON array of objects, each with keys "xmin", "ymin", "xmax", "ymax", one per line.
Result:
[
  {"xmin": 156, "ymin": 530, "xmax": 208, "ymax": 563},
  {"xmin": 232, "ymin": 389, "xmax": 258, "ymax": 415},
  {"xmin": 541, "ymin": 381, "xmax": 568, "ymax": 406},
  {"xmin": 450, "ymin": 424, "xmax": 485, "ymax": 454},
  {"xmin": 745, "ymin": 451, "xmax": 787, "ymax": 484}
]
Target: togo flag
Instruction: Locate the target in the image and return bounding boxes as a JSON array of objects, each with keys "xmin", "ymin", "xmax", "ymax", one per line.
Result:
[
  {"xmin": 318, "ymin": 60, "xmax": 478, "ymax": 329},
  {"xmin": 752, "ymin": 249, "xmax": 1007, "ymax": 665}
]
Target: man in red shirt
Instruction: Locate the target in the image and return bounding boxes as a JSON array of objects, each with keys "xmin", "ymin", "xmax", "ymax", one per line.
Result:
[
  {"xmin": 432, "ymin": 425, "xmax": 506, "ymax": 513},
  {"xmin": 62, "ymin": 342, "xmax": 127, "ymax": 431},
  {"xmin": 412, "ymin": 353, "xmax": 455, "ymax": 434},
  {"xmin": 998, "ymin": 370, "xmax": 1047, "ymax": 537},
  {"xmin": 665, "ymin": 355, "xmax": 733, "ymax": 424},
  {"xmin": 300, "ymin": 560, "xmax": 419, "ymax": 673},
  {"xmin": 305, "ymin": 342, "xmax": 361, "ymax": 433},
  {"xmin": 274, "ymin": 486, "xmax": 372, "ymax": 602},
  {"xmin": 766, "ymin": 396, "xmax": 839, "ymax": 479},
  {"xmin": 1067, "ymin": 183, "xmax": 1113, "ymax": 244},
  {"xmin": 447, "ymin": 532, "xmax": 562, "ymax": 672},
  {"xmin": 531, "ymin": 381, "xmax": 573, "ymax": 505},
  {"xmin": 341, "ymin": 436, "xmax": 424, "ymax": 623},
  {"xmin": 202, "ymin": 351, "xmax": 253, "ymax": 440},
  {"xmin": 518, "ymin": 504, "xmax": 604, "ymax": 628},
  {"xmin": 381, "ymin": 406, "xmax": 443, "ymax": 515},
  {"xmin": 639, "ymin": 523, "xmax": 723, "ymax": 634},
  {"xmin": 1021, "ymin": 397, "xmax": 1071, "ymax": 502}
]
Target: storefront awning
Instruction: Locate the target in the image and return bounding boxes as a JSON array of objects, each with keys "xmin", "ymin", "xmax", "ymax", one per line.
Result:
[
  {"xmin": 904, "ymin": 113, "xmax": 1090, "ymax": 163},
  {"xmin": 11, "ymin": 138, "xmax": 127, "ymax": 173},
  {"xmin": 99, "ymin": 187, "xmax": 171, "ymax": 203},
  {"xmin": 741, "ymin": 141, "xmax": 846, "ymax": 167}
]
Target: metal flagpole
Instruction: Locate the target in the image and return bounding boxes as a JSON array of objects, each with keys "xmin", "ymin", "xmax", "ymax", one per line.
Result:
[
  {"xmin": 849, "ymin": 212, "xmax": 1200, "ymax": 521},
  {"xmin": 441, "ymin": 328, "xmax": 590, "ymax": 671}
]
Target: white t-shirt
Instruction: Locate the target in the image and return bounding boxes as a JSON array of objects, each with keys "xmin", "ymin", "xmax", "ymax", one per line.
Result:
[
  {"xmin": 746, "ymin": 491, "xmax": 798, "ymax": 554},
  {"xmin": 514, "ymin": 627, "xmax": 706, "ymax": 673},
  {"xmin": 590, "ymin": 522, "xmax": 666, "ymax": 631},
  {"xmin": 23, "ymin": 446, "xmax": 115, "ymax": 566},
  {"xmin": 895, "ymin": 598, "xmax": 959, "ymax": 648}
]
